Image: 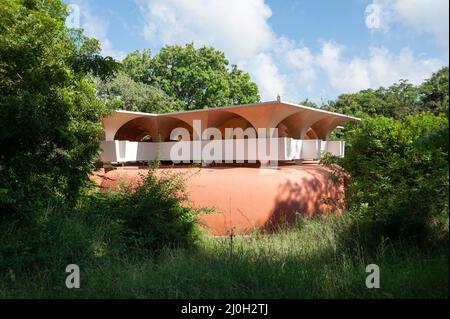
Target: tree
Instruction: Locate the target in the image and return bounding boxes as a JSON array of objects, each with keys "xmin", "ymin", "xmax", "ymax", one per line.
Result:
[
  {"xmin": 419, "ymin": 67, "xmax": 449, "ymax": 116},
  {"xmin": 324, "ymin": 69, "xmax": 449, "ymax": 120},
  {"xmin": 121, "ymin": 49, "xmax": 153, "ymax": 84},
  {"xmin": 96, "ymin": 71, "xmax": 183, "ymax": 114},
  {"xmin": 334, "ymin": 114, "xmax": 448, "ymax": 244},
  {"xmin": 122, "ymin": 44, "xmax": 260, "ymax": 110},
  {"xmin": 0, "ymin": 0, "xmax": 118, "ymax": 220},
  {"xmin": 299, "ymin": 99, "xmax": 319, "ymax": 108},
  {"xmin": 324, "ymin": 80, "xmax": 421, "ymax": 119}
]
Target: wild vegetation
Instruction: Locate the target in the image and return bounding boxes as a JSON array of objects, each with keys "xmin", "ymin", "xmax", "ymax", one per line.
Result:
[
  {"xmin": 1, "ymin": 215, "xmax": 447, "ymax": 298},
  {"xmin": 0, "ymin": 0, "xmax": 448, "ymax": 298},
  {"xmin": 323, "ymin": 68, "xmax": 449, "ymax": 250}
]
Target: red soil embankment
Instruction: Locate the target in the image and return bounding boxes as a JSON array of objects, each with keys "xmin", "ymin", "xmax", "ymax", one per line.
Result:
[{"xmin": 91, "ymin": 165, "xmax": 346, "ymax": 235}]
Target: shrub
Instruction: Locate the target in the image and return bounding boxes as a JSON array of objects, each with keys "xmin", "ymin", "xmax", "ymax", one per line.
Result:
[
  {"xmin": 0, "ymin": 164, "xmax": 205, "ymax": 277},
  {"xmin": 109, "ymin": 165, "xmax": 205, "ymax": 252},
  {"xmin": 334, "ymin": 113, "xmax": 448, "ymax": 247},
  {"xmin": 0, "ymin": 0, "xmax": 118, "ymax": 221}
]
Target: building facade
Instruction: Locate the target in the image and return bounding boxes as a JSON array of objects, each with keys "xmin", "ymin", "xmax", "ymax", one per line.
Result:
[{"xmin": 99, "ymin": 100, "xmax": 359, "ymax": 164}]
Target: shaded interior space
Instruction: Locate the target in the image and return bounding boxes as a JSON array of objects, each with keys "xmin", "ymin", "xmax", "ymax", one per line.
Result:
[
  {"xmin": 114, "ymin": 116, "xmax": 194, "ymax": 142},
  {"xmin": 114, "ymin": 112, "xmax": 259, "ymax": 142},
  {"xmin": 209, "ymin": 112, "xmax": 256, "ymax": 139},
  {"xmin": 91, "ymin": 165, "xmax": 346, "ymax": 235},
  {"xmin": 114, "ymin": 111, "xmax": 319, "ymax": 142},
  {"xmin": 277, "ymin": 122, "xmax": 318, "ymax": 139}
]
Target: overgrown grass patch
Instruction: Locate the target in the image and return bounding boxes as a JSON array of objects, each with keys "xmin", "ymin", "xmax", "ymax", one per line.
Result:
[{"xmin": 0, "ymin": 216, "xmax": 447, "ymax": 298}]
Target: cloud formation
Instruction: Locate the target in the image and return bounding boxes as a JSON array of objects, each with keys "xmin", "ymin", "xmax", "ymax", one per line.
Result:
[
  {"xmin": 138, "ymin": 0, "xmax": 275, "ymax": 61},
  {"xmin": 365, "ymin": 0, "xmax": 449, "ymax": 49},
  {"xmin": 316, "ymin": 42, "xmax": 443, "ymax": 93},
  {"xmin": 136, "ymin": 0, "xmax": 447, "ymax": 102}
]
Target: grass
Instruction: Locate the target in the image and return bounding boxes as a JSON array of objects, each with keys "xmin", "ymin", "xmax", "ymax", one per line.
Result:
[{"xmin": 0, "ymin": 217, "xmax": 447, "ymax": 298}]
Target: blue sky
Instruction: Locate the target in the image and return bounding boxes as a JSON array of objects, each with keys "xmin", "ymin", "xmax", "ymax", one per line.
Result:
[{"xmin": 65, "ymin": 0, "xmax": 449, "ymax": 103}]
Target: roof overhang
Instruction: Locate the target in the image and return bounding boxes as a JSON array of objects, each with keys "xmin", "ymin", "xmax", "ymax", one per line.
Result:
[{"xmin": 102, "ymin": 100, "xmax": 360, "ymax": 140}]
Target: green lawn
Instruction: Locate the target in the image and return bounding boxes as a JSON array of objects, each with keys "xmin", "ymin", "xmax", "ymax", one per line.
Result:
[{"xmin": 1, "ymin": 218, "xmax": 447, "ymax": 298}]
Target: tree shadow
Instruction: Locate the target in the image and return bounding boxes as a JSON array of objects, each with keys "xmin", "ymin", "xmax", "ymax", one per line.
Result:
[{"xmin": 264, "ymin": 166, "xmax": 345, "ymax": 231}]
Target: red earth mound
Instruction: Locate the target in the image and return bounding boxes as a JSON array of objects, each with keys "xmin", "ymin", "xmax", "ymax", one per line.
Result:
[{"xmin": 91, "ymin": 164, "xmax": 346, "ymax": 235}]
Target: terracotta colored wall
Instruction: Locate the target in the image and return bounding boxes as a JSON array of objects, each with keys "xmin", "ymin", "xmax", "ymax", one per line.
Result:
[{"xmin": 93, "ymin": 165, "xmax": 346, "ymax": 235}]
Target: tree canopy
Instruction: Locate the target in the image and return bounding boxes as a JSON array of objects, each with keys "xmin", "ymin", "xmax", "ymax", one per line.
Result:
[
  {"xmin": 324, "ymin": 67, "xmax": 449, "ymax": 119},
  {"xmin": 95, "ymin": 71, "xmax": 182, "ymax": 114},
  {"xmin": 121, "ymin": 44, "xmax": 260, "ymax": 110},
  {"xmin": 0, "ymin": 0, "xmax": 118, "ymax": 219},
  {"xmin": 419, "ymin": 67, "xmax": 449, "ymax": 116}
]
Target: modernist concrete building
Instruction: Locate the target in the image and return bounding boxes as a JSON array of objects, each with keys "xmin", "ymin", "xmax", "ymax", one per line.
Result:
[{"xmin": 99, "ymin": 100, "xmax": 359, "ymax": 164}]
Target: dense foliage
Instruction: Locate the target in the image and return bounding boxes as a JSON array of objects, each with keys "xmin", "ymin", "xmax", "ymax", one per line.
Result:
[
  {"xmin": 0, "ymin": 0, "xmax": 118, "ymax": 220},
  {"xmin": 322, "ymin": 68, "xmax": 449, "ymax": 248},
  {"xmin": 0, "ymin": 165, "xmax": 203, "ymax": 273},
  {"xmin": 95, "ymin": 71, "xmax": 183, "ymax": 114},
  {"xmin": 325, "ymin": 67, "xmax": 449, "ymax": 119},
  {"xmin": 419, "ymin": 67, "xmax": 449, "ymax": 115},
  {"xmin": 331, "ymin": 114, "xmax": 449, "ymax": 246},
  {"xmin": 108, "ymin": 166, "xmax": 204, "ymax": 252},
  {"xmin": 122, "ymin": 44, "xmax": 260, "ymax": 110}
]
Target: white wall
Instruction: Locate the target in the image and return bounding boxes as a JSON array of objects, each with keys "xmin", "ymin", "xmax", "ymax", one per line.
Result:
[{"xmin": 99, "ymin": 138, "xmax": 346, "ymax": 163}]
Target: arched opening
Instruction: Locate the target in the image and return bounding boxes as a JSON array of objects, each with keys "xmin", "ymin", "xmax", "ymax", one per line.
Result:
[
  {"xmin": 114, "ymin": 116, "xmax": 194, "ymax": 142},
  {"xmin": 114, "ymin": 117, "xmax": 158, "ymax": 142},
  {"xmin": 275, "ymin": 123, "xmax": 318, "ymax": 139},
  {"xmin": 276, "ymin": 123, "xmax": 290, "ymax": 138},
  {"xmin": 276, "ymin": 111, "xmax": 330, "ymax": 140},
  {"xmin": 276, "ymin": 115, "xmax": 303, "ymax": 139},
  {"xmin": 310, "ymin": 117, "xmax": 342, "ymax": 140},
  {"xmin": 157, "ymin": 117, "xmax": 193, "ymax": 142},
  {"xmin": 208, "ymin": 111, "xmax": 257, "ymax": 139}
]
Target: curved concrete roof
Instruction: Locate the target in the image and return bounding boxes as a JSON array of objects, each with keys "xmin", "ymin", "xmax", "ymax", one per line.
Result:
[{"xmin": 102, "ymin": 100, "xmax": 360, "ymax": 141}]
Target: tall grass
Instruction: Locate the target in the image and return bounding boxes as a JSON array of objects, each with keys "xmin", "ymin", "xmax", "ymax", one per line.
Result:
[{"xmin": 0, "ymin": 216, "xmax": 447, "ymax": 298}]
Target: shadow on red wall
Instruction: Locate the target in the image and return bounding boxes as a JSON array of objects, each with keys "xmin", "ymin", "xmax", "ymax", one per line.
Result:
[{"xmin": 91, "ymin": 165, "xmax": 347, "ymax": 236}]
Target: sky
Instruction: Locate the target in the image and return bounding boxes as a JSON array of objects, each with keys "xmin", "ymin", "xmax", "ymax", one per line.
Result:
[{"xmin": 64, "ymin": 0, "xmax": 449, "ymax": 104}]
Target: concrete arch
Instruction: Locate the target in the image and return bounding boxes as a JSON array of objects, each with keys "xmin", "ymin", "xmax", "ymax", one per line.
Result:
[
  {"xmin": 206, "ymin": 110, "xmax": 257, "ymax": 139},
  {"xmin": 103, "ymin": 113, "xmax": 155, "ymax": 141},
  {"xmin": 103, "ymin": 102, "xmax": 359, "ymax": 144},
  {"xmin": 114, "ymin": 116, "xmax": 159, "ymax": 141},
  {"xmin": 222, "ymin": 105, "xmax": 299, "ymax": 137},
  {"xmin": 310, "ymin": 117, "xmax": 346, "ymax": 140},
  {"xmin": 113, "ymin": 115, "xmax": 195, "ymax": 142},
  {"xmin": 157, "ymin": 116, "xmax": 194, "ymax": 141},
  {"xmin": 276, "ymin": 110, "xmax": 331, "ymax": 139}
]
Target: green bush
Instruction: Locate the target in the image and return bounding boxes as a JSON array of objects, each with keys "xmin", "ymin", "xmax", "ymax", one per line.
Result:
[
  {"xmin": 0, "ymin": 165, "xmax": 204, "ymax": 275},
  {"xmin": 0, "ymin": 0, "xmax": 118, "ymax": 221},
  {"xmin": 334, "ymin": 113, "xmax": 448, "ymax": 247},
  {"xmin": 107, "ymin": 165, "xmax": 205, "ymax": 252}
]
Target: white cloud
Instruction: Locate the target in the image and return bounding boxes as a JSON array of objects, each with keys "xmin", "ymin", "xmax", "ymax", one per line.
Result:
[
  {"xmin": 365, "ymin": 0, "xmax": 449, "ymax": 48},
  {"xmin": 317, "ymin": 42, "xmax": 371, "ymax": 92},
  {"xmin": 241, "ymin": 53, "xmax": 285, "ymax": 100},
  {"xmin": 394, "ymin": 0, "xmax": 449, "ymax": 47},
  {"xmin": 136, "ymin": 0, "xmax": 446, "ymax": 101},
  {"xmin": 69, "ymin": 0, "xmax": 126, "ymax": 60},
  {"xmin": 316, "ymin": 41, "xmax": 444, "ymax": 93},
  {"xmin": 138, "ymin": 0, "xmax": 275, "ymax": 61},
  {"xmin": 275, "ymin": 37, "xmax": 316, "ymax": 85}
]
